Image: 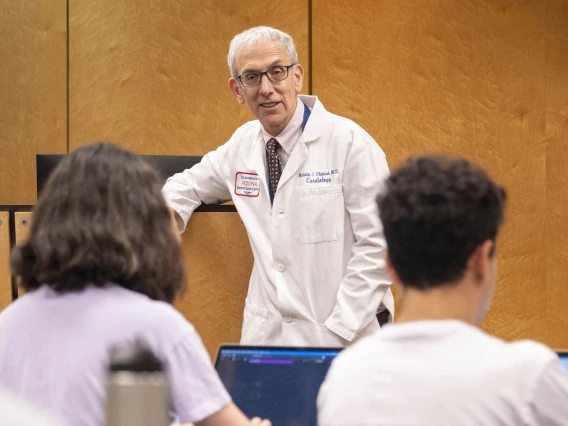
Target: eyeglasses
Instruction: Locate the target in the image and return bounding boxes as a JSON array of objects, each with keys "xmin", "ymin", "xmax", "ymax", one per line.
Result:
[{"xmin": 237, "ymin": 64, "xmax": 296, "ymax": 88}]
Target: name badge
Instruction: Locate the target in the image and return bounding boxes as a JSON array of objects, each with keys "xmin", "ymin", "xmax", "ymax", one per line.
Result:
[{"xmin": 234, "ymin": 172, "xmax": 260, "ymax": 197}]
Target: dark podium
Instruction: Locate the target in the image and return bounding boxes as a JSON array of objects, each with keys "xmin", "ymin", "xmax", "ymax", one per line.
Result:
[{"xmin": 36, "ymin": 154, "xmax": 236, "ymax": 212}]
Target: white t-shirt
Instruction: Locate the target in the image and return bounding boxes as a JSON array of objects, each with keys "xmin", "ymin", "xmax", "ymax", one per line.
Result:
[
  {"xmin": 0, "ymin": 285, "xmax": 231, "ymax": 426},
  {"xmin": 317, "ymin": 320, "xmax": 568, "ymax": 426}
]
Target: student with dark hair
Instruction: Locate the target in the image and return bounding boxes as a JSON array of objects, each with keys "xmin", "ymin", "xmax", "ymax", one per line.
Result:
[
  {"xmin": 0, "ymin": 143, "xmax": 269, "ymax": 426},
  {"xmin": 318, "ymin": 155, "xmax": 568, "ymax": 425}
]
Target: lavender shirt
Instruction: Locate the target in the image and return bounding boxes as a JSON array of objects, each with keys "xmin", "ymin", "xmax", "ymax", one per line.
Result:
[{"xmin": 0, "ymin": 285, "xmax": 231, "ymax": 426}]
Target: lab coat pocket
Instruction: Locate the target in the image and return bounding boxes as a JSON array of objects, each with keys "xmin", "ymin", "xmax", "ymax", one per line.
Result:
[
  {"xmin": 241, "ymin": 298, "xmax": 268, "ymax": 344},
  {"xmin": 292, "ymin": 185, "xmax": 344, "ymax": 244}
]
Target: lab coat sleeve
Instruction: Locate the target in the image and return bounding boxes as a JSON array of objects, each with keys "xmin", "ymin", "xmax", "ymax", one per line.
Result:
[
  {"xmin": 324, "ymin": 132, "xmax": 392, "ymax": 342},
  {"xmin": 161, "ymin": 143, "xmax": 232, "ymax": 232}
]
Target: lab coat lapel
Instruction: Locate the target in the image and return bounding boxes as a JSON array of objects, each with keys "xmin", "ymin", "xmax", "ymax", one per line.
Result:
[
  {"xmin": 277, "ymin": 95, "xmax": 324, "ymax": 189},
  {"xmin": 278, "ymin": 139, "xmax": 309, "ymax": 189},
  {"xmin": 252, "ymin": 132, "xmax": 271, "ymax": 201}
]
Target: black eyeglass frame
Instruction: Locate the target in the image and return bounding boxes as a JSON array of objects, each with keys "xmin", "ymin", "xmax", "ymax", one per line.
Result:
[{"xmin": 237, "ymin": 64, "xmax": 296, "ymax": 87}]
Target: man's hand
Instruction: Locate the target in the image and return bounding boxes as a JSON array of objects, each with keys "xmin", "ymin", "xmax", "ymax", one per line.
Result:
[
  {"xmin": 169, "ymin": 208, "xmax": 183, "ymax": 245},
  {"xmin": 179, "ymin": 420, "xmax": 270, "ymax": 426},
  {"xmin": 193, "ymin": 402, "xmax": 271, "ymax": 426}
]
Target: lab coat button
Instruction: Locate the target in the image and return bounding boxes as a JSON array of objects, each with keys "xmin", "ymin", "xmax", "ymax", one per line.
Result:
[
  {"xmin": 284, "ymin": 316, "xmax": 293, "ymax": 323},
  {"xmin": 278, "ymin": 210, "xmax": 285, "ymax": 216},
  {"xmin": 277, "ymin": 264, "xmax": 286, "ymax": 272}
]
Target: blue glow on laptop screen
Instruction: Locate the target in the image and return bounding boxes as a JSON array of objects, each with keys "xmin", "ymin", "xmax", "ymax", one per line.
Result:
[
  {"xmin": 559, "ymin": 354, "xmax": 568, "ymax": 372},
  {"xmin": 215, "ymin": 348, "xmax": 341, "ymax": 426}
]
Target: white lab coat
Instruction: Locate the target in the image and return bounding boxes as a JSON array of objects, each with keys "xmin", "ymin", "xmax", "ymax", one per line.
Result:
[{"xmin": 162, "ymin": 95, "xmax": 394, "ymax": 347}]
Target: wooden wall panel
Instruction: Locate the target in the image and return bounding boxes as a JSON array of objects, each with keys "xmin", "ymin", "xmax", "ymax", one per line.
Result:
[
  {"xmin": 13, "ymin": 212, "xmax": 33, "ymax": 299},
  {"xmin": 14, "ymin": 213, "xmax": 33, "ymax": 247},
  {"xmin": 544, "ymin": 1, "xmax": 568, "ymax": 349},
  {"xmin": 0, "ymin": 0, "xmax": 67, "ymax": 205},
  {"xmin": 69, "ymin": 0, "xmax": 310, "ymax": 154},
  {"xmin": 313, "ymin": 0, "xmax": 567, "ymax": 347},
  {"xmin": 0, "ymin": 213, "xmax": 11, "ymax": 311},
  {"xmin": 175, "ymin": 212, "xmax": 252, "ymax": 359}
]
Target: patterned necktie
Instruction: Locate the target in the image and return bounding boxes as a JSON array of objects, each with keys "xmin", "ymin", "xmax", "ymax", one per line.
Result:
[{"xmin": 266, "ymin": 138, "xmax": 282, "ymax": 200}]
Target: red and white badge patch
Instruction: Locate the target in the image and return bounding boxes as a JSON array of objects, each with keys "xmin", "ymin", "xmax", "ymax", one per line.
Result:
[{"xmin": 234, "ymin": 172, "xmax": 260, "ymax": 197}]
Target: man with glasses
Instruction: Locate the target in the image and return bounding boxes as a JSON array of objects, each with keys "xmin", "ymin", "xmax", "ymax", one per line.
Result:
[{"xmin": 163, "ymin": 26, "xmax": 394, "ymax": 346}]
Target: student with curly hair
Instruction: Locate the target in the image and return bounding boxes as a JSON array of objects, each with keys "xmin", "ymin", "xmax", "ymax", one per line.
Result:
[{"xmin": 318, "ymin": 155, "xmax": 568, "ymax": 426}]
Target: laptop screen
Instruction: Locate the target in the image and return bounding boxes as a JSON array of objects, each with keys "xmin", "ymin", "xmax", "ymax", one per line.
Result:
[
  {"xmin": 214, "ymin": 346, "xmax": 342, "ymax": 426},
  {"xmin": 558, "ymin": 352, "xmax": 568, "ymax": 372}
]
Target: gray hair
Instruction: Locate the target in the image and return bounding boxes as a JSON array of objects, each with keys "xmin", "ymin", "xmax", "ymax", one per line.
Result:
[{"xmin": 227, "ymin": 26, "xmax": 299, "ymax": 80}]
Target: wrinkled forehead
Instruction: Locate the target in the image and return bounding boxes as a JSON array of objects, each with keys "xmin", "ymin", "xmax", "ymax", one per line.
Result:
[{"xmin": 235, "ymin": 40, "xmax": 291, "ymax": 73}]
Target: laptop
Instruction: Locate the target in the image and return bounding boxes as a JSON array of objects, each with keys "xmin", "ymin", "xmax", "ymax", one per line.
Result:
[
  {"xmin": 214, "ymin": 345, "xmax": 342, "ymax": 426},
  {"xmin": 558, "ymin": 351, "xmax": 568, "ymax": 372}
]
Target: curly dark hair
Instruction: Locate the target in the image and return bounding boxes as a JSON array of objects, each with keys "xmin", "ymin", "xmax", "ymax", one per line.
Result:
[
  {"xmin": 378, "ymin": 155, "xmax": 506, "ymax": 290},
  {"xmin": 10, "ymin": 142, "xmax": 186, "ymax": 303}
]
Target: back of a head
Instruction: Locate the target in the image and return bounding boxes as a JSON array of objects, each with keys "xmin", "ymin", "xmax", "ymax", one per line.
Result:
[
  {"xmin": 227, "ymin": 26, "xmax": 298, "ymax": 79},
  {"xmin": 378, "ymin": 155, "xmax": 506, "ymax": 290},
  {"xmin": 10, "ymin": 142, "xmax": 185, "ymax": 302}
]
